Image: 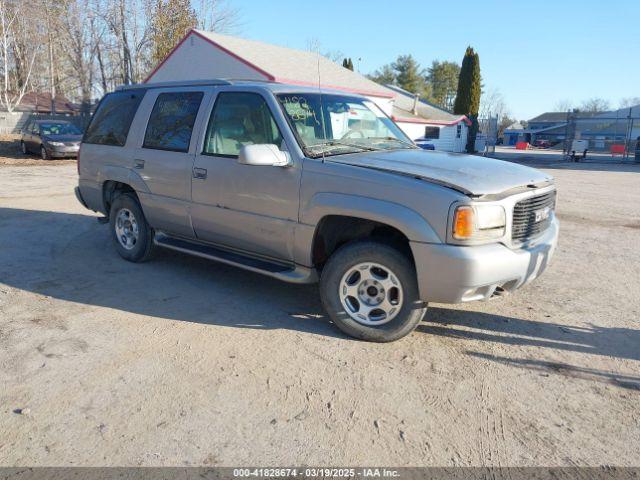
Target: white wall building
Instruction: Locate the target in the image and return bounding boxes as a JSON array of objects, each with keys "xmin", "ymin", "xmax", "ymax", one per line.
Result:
[
  {"xmin": 145, "ymin": 29, "xmax": 468, "ymax": 152},
  {"xmin": 145, "ymin": 29, "xmax": 395, "ymax": 113},
  {"xmin": 384, "ymin": 85, "xmax": 470, "ymax": 152}
]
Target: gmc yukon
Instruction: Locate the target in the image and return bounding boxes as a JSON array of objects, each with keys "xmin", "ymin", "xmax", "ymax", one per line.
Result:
[{"xmin": 75, "ymin": 79, "xmax": 558, "ymax": 342}]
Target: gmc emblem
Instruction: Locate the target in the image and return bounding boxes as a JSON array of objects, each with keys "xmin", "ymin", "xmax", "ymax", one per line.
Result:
[{"xmin": 534, "ymin": 206, "xmax": 551, "ymax": 222}]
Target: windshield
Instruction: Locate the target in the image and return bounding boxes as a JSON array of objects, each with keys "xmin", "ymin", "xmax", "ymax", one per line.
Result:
[
  {"xmin": 277, "ymin": 93, "xmax": 415, "ymax": 158},
  {"xmin": 40, "ymin": 123, "xmax": 82, "ymax": 136}
]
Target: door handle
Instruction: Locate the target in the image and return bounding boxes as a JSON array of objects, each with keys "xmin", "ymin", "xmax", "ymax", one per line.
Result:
[
  {"xmin": 193, "ymin": 167, "xmax": 207, "ymax": 179},
  {"xmin": 134, "ymin": 159, "xmax": 145, "ymax": 169}
]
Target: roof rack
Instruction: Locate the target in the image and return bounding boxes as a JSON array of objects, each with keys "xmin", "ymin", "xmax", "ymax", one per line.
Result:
[{"xmin": 115, "ymin": 79, "xmax": 233, "ymax": 90}]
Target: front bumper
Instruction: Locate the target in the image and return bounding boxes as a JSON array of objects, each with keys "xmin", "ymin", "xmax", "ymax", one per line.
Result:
[
  {"xmin": 411, "ymin": 216, "xmax": 559, "ymax": 303},
  {"xmin": 48, "ymin": 145, "xmax": 80, "ymax": 157},
  {"xmin": 74, "ymin": 186, "xmax": 88, "ymax": 209}
]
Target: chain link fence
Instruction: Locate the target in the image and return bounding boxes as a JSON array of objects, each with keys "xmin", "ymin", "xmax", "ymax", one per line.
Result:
[{"xmin": 559, "ymin": 109, "xmax": 639, "ymax": 162}]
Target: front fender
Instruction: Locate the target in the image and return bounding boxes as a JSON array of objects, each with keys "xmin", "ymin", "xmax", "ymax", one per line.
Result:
[
  {"xmin": 302, "ymin": 193, "xmax": 441, "ymax": 243},
  {"xmin": 295, "ymin": 193, "xmax": 442, "ymax": 266}
]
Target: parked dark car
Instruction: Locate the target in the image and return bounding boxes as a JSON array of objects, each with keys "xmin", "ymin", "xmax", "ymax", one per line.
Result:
[
  {"xmin": 20, "ymin": 119, "xmax": 82, "ymax": 160},
  {"xmin": 533, "ymin": 139, "xmax": 551, "ymax": 149}
]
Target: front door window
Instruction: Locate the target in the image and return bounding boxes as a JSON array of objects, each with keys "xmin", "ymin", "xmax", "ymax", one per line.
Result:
[{"xmin": 203, "ymin": 92, "xmax": 283, "ymax": 157}]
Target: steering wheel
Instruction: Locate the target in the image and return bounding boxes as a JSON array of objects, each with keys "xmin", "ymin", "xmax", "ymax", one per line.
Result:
[{"xmin": 341, "ymin": 130, "xmax": 365, "ymax": 140}]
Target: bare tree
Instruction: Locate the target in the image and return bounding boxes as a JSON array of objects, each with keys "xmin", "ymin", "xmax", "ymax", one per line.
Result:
[
  {"xmin": 322, "ymin": 49, "xmax": 345, "ymax": 64},
  {"xmin": 305, "ymin": 37, "xmax": 321, "ymax": 54},
  {"xmin": 304, "ymin": 37, "xmax": 345, "ymax": 64},
  {"xmin": 554, "ymin": 99, "xmax": 574, "ymax": 111},
  {"xmin": 0, "ymin": 0, "xmax": 38, "ymax": 112},
  {"xmin": 480, "ymin": 87, "xmax": 509, "ymax": 120},
  {"xmin": 619, "ymin": 97, "xmax": 640, "ymax": 108},
  {"xmin": 196, "ymin": 0, "xmax": 241, "ymax": 33},
  {"xmin": 96, "ymin": 0, "xmax": 152, "ymax": 86},
  {"xmin": 580, "ymin": 97, "xmax": 611, "ymax": 113},
  {"xmin": 59, "ymin": 0, "xmax": 100, "ymax": 118},
  {"xmin": 0, "ymin": 0, "xmax": 240, "ymax": 110},
  {"xmin": 8, "ymin": 1, "xmax": 39, "ymax": 90}
]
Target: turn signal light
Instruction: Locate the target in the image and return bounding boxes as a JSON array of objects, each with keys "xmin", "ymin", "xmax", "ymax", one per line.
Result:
[{"xmin": 452, "ymin": 206, "xmax": 475, "ymax": 240}]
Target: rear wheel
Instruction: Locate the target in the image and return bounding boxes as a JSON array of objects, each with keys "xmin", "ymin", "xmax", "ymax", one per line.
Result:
[
  {"xmin": 320, "ymin": 241, "xmax": 427, "ymax": 342},
  {"xmin": 109, "ymin": 193, "xmax": 155, "ymax": 262}
]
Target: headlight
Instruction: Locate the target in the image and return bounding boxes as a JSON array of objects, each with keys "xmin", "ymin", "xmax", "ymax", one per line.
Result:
[
  {"xmin": 452, "ymin": 204, "xmax": 506, "ymax": 241},
  {"xmin": 47, "ymin": 141, "xmax": 64, "ymax": 146}
]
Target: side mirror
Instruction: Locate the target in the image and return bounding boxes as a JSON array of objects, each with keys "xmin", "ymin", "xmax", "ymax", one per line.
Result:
[{"xmin": 238, "ymin": 144, "xmax": 291, "ymax": 167}]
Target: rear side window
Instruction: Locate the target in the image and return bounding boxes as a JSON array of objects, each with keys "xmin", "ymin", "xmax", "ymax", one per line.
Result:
[
  {"xmin": 143, "ymin": 92, "xmax": 204, "ymax": 152},
  {"xmin": 84, "ymin": 91, "xmax": 144, "ymax": 146}
]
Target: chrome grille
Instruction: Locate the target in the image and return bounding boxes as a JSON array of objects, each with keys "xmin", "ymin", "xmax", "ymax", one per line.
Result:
[{"xmin": 512, "ymin": 191, "xmax": 556, "ymax": 241}]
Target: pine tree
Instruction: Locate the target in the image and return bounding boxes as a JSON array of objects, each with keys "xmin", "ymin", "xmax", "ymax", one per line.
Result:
[
  {"xmin": 342, "ymin": 58, "xmax": 354, "ymax": 71},
  {"xmin": 392, "ymin": 55, "xmax": 425, "ymax": 94},
  {"xmin": 427, "ymin": 60, "xmax": 460, "ymax": 111},
  {"xmin": 367, "ymin": 64, "xmax": 396, "ymax": 85},
  {"xmin": 347, "ymin": 58, "xmax": 354, "ymax": 71},
  {"xmin": 453, "ymin": 47, "xmax": 481, "ymax": 153},
  {"xmin": 151, "ymin": 0, "xmax": 198, "ymax": 65}
]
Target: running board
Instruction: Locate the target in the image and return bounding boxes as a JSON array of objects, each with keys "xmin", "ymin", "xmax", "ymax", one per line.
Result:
[{"xmin": 153, "ymin": 233, "xmax": 318, "ymax": 284}]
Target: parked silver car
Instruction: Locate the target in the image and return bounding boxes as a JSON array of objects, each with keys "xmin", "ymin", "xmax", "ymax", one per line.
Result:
[{"xmin": 75, "ymin": 79, "xmax": 559, "ymax": 342}]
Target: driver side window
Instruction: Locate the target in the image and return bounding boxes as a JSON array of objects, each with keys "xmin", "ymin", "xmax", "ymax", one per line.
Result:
[{"xmin": 203, "ymin": 92, "xmax": 283, "ymax": 157}]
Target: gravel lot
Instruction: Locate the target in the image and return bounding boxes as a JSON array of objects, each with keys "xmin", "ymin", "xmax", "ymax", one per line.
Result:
[{"xmin": 1, "ymin": 158, "xmax": 639, "ymax": 467}]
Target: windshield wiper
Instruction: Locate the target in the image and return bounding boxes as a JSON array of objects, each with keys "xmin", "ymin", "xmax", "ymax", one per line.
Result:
[
  {"xmin": 308, "ymin": 141, "xmax": 382, "ymax": 156},
  {"xmin": 368, "ymin": 137, "xmax": 418, "ymax": 149}
]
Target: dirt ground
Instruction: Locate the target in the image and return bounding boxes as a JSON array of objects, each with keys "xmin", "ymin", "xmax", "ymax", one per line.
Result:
[{"xmin": 1, "ymin": 156, "xmax": 639, "ymax": 467}]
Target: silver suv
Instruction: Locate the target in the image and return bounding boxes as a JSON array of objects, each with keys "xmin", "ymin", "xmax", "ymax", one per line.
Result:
[{"xmin": 75, "ymin": 79, "xmax": 559, "ymax": 342}]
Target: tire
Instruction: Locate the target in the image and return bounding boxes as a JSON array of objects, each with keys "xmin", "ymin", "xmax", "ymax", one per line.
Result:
[
  {"xmin": 320, "ymin": 240, "xmax": 427, "ymax": 342},
  {"xmin": 109, "ymin": 193, "xmax": 155, "ymax": 262},
  {"xmin": 40, "ymin": 145, "xmax": 50, "ymax": 160},
  {"xmin": 21, "ymin": 141, "xmax": 27, "ymax": 155}
]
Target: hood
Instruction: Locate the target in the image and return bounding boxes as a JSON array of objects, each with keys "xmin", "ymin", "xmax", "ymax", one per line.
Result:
[
  {"xmin": 43, "ymin": 134, "xmax": 82, "ymax": 143},
  {"xmin": 326, "ymin": 149, "xmax": 553, "ymax": 196}
]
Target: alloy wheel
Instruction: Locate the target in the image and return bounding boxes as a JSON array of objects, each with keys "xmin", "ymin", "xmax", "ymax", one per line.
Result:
[
  {"xmin": 114, "ymin": 208, "xmax": 139, "ymax": 250},
  {"xmin": 338, "ymin": 262, "xmax": 404, "ymax": 325}
]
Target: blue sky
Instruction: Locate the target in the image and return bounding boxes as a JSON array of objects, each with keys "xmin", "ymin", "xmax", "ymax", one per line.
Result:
[{"xmin": 229, "ymin": 0, "xmax": 639, "ymax": 120}]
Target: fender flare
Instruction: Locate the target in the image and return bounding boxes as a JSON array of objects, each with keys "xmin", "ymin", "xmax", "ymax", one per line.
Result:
[
  {"xmin": 301, "ymin": 193, "xmax": 441, "ymax": 244},
  {"xmin": 96, "ymin": 165, "xmax": 150, "ymax": 210}
]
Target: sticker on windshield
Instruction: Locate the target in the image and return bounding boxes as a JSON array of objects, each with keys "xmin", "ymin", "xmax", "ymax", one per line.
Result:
[{"xmin": 280, "ymin": 95, "xmax": 320, "ymax": 125}]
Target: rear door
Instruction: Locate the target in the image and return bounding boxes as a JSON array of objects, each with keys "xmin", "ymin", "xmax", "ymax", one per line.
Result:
[
  {"xmin": 131, "ymin": 87, "xmax": 211, "ymax": 237},
  {"xmin": 190, "ymin": 89, "xmax": 302, "ymax": 261}
]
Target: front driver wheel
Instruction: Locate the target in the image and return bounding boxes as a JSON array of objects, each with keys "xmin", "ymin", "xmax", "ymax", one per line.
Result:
[
  {"xmin": 21, "ymin": 141, "xmax": 27, "ymax": 155},
  {"xmin": 109, "ymin": 193, "xmax": 155, "ymax": 262},
  {"xmin": 40, "ymin": 145, "xmax": 50, "ymax": 160},
  {"xmin": 320, "ymin": 241, "xmax": 427, "ymax": 342}
]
